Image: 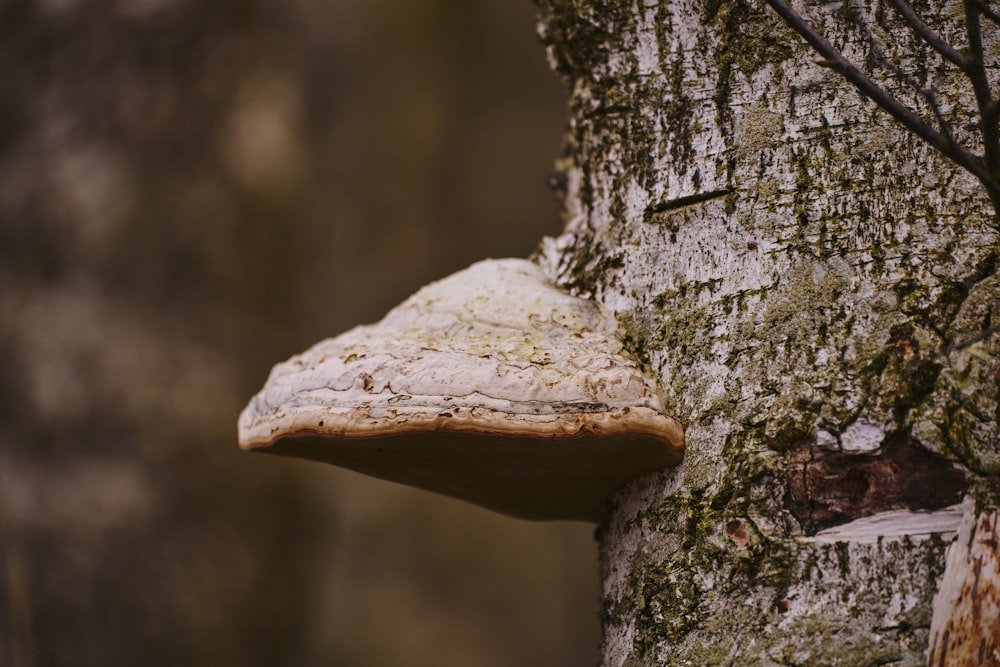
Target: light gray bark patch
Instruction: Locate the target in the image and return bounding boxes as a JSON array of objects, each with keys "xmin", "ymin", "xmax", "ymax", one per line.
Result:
[{"xmin": 785, "ymin": 433, "xmax": 968, "ymax": 534}]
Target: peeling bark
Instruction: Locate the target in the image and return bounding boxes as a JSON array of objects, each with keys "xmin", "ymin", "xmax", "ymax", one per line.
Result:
[
  {"xmin": 534, "ymin": 0, "xmax": 999, "ymax": 663},
  {"xmin": 929, "ymin": 508, "xmax": 1000, "ymax": 666},
  {"xmin": 785, "ymin": 434, "xmax": 968, "ymax": 534}
]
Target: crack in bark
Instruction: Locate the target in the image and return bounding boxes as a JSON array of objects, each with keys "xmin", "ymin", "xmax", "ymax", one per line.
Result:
[{"xmin": 646, "ymin": 188, "xmax": 733, "ymax": 214}]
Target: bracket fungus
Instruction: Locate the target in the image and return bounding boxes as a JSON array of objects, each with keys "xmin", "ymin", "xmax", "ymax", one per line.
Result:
[{"xmin": 238, "ymin": 258, "xmax": 683, "ymax": 522}]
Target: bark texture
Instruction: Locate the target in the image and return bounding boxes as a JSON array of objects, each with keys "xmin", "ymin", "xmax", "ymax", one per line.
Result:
[
  {"xmin": 929, "ymin": 508, "xmax": 1000, "ymax": 665},
  {"xmin": 533, "ymin": 0, "xmax": 999, "ymax": 663}
]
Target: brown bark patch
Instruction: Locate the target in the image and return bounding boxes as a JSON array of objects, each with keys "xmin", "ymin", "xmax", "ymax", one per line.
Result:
[
  {"xmin": 785, "ymin": 433, "xmax": 968, "ymax": 535},
  {"xmin": 724, "ymin": 518, "xmax": 750, "ymax": 547}
]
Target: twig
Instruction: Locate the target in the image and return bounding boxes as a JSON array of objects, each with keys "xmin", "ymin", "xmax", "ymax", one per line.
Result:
[
  {"xmin": 852, "ymin": 0, "xmax": 960, "ymax": 147},
  {"xmin": 885, "ymin": 0, "xmax": 968, "ymax": 67},
  {"xmin": 764, "ymin": 0, "xmax": 1000, "ymax": 210},
  {"xmin": 964, "ymin": 0, "xmax": 1000, "ymax": 203},
  {"xmin": 970, "ymin": 0, "xmax": 1000, "ymax": 27}
]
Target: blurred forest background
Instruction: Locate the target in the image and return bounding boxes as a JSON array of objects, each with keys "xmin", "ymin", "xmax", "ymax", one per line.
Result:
[{"xmin": 0, "ymin": 0, "xmax": 601, "ymax": 665}]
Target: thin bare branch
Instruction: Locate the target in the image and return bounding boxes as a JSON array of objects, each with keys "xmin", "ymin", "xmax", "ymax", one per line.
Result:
[
  {"xmin": 885, "ymin": 0, "xmax": 968, "ymax": 68},
  {"xmin": 764, "ymin": 0, "xmax": 992, "ymax": 186},
  {"xmin": 970, "ymin": 0, "xmax": 1000, "ymax": 26},
  {"xmin": 964, "ymin": 0, "xmax": 1000, "ymax": 180},
  {"xmin": 882, "ymin": 55, "xmax": 956, "ymax": 144},
  {"xmin": 942, "ymin": 324, "xmax": 1000, "ymax": 353},
  {"xmin": 923, "ymin": 88, "xmax": 957, "ymax": 144},
  {"xmin": 850, "ymin": 0, "xmax": 960, "ymax": 146}
]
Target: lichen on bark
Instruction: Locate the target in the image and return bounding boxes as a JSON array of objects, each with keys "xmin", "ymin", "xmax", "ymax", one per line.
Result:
[{"xmin": 534, "ymin": 0, "xmax": 998, "ymax": 662}]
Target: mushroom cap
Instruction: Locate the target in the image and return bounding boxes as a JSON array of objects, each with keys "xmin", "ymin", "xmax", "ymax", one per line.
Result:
[{"xmin": 238, "ymin": 258, "xmax": 683, "ymax": 522}]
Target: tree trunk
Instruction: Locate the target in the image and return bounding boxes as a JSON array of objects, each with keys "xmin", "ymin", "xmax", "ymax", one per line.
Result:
[{"xmin": 533, "ymin": 0, "xmax": 999, "ymax": 664}]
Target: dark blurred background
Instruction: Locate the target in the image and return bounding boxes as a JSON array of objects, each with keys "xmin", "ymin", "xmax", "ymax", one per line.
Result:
[{"xmin": 0, "ymin": 0, "xmax": 601, "ymax": 665}]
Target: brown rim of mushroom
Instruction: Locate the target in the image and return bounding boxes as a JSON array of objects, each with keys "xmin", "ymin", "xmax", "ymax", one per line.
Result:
[{"xmin": 238, "ymin": 258, "xmax": 684, "ymax": 522}]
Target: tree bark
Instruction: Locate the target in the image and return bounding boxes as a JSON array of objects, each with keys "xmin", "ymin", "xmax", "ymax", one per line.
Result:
[{"xmin": 533, "ymin": 0, "xmax": 999, "ymax": 664}]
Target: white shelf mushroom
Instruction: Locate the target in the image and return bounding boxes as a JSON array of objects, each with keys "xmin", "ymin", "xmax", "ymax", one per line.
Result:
[{"xmin": 238, "ymin": 258, "xmax": 683, "ymax": 522}]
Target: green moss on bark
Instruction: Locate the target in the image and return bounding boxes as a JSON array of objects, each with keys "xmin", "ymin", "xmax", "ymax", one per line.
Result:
[{"xmin": 538, "ymin": 0, "xmax": 999, "ymax": 662}]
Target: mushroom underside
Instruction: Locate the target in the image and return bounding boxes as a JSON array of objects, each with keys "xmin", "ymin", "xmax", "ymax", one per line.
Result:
[{"xmin": 250, "ymin": 429, "xmax": 679, "ymax": 522}]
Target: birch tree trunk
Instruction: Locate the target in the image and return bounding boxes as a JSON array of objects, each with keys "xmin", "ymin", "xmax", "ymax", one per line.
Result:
[{"xmin": 532, "ymin": 0, "xmax": 1000, "ymax": 664}]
